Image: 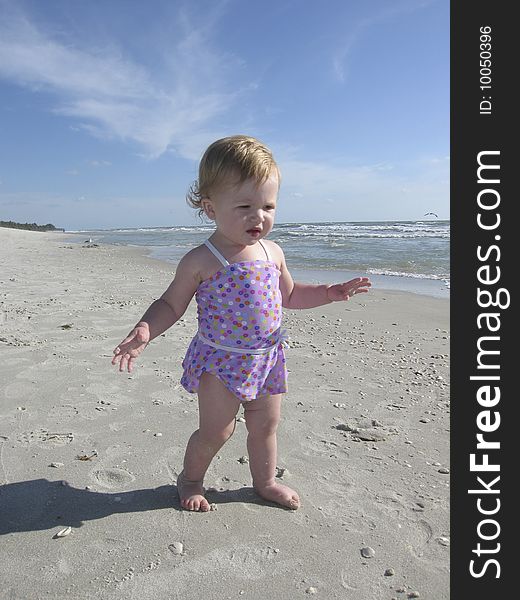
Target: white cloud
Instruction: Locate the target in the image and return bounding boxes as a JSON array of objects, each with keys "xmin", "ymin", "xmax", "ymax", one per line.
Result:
[
  {"xmin": 332, "ymin": 20, "xmax": 368, "ymax": 84},
  {"xmin": 332, "ymin": 0, "xmax": 436, "ymax": 84},
  {"xmin": 274, "ymin": 154, "xmax": 449, "ymax": 221},
  {"xmin": 0, "ymin": 2, "xmax": 244, "ymax": 159},
  {"xmin": 87, "ymin": 160, "xmax": 112, "ymax": 168}
]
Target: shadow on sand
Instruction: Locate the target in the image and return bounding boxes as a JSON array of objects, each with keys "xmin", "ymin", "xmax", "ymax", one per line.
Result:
[{"xmin": 0, "ymin": 479, "xmax": 280, "ymax": 535}]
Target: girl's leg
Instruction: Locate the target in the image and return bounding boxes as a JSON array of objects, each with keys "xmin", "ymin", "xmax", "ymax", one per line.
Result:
[
  {"xmin": 243, "ymin": 394, "xmax": 300, "ymax": 509},
  {"xmin": 179, "ymin": 372, "xmax": 241, "ymax": 511}
]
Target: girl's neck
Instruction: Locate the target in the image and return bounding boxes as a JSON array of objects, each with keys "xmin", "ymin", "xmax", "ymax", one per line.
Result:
[
  {"xmin": 209, "ymin": 231, "xmax": 264, "ymax": 262},
  {"xmin": 210, "ymin": 231, "xmax": 247, "ymax": 254}
]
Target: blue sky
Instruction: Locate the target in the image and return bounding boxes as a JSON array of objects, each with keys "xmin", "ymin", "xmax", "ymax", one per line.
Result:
[{"xmin": 0, "ymin": 0, "xmax": 449, "ymax": 230}]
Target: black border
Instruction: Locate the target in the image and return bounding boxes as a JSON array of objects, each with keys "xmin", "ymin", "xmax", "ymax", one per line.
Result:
[{"xmin": 451, "ymin": 2, "xmax": 513, "ymax": 595}]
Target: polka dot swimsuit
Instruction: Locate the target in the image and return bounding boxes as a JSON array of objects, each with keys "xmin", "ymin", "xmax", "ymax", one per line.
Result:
[{"xmin": 181, "ymin": 239, "xmax": 288, "ymax": 402}]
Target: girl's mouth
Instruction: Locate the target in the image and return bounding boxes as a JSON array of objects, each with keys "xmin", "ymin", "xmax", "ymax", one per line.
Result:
[{"xmin": 247, "ymin": 228, "xmax": 262, "ymax": 237}]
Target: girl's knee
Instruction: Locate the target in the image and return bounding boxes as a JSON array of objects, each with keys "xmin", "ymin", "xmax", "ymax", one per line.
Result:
[
  {"xmin": 245, "ymin": 412, "xmax": 280, "ymax": 438},
  {"xmin": 199, "ymin": 420, "xmax": 236, "ymax": 445}
]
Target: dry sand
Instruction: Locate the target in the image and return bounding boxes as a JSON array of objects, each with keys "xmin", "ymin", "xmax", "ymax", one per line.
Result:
[{"xmin": 0, "ymin": 227, "xmax": 450, "ymax": 599}]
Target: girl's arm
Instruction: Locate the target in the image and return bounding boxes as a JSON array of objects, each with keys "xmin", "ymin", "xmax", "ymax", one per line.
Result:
[
  {"xmin": 136, "ymin": 251, "xmax": 200, "ymax": 340},
  {"xmin": 112, "ymin": 251, "xmax": 200, "ymax": 372},
  {"xmin": 271, "ymin": 242, "xmax": 371, "ymax": 309}
]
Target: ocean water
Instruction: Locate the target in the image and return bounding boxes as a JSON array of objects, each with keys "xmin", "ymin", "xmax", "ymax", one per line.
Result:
[{"xmin": 68, "ymin": 220, "xmax": 450, "ymax": 298}]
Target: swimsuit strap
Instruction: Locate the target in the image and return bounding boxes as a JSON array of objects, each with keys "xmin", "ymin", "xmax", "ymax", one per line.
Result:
[
  {"xmin": 258, "ymin": 239, "xmax": 271, "ymax": 262},
  {"xmin": 204, "ymin": 239, "xmax": 229, "ymax": 267},
  {"xmin": 205, "ymin": 238, "xmax": 272, "ymax": 266}
]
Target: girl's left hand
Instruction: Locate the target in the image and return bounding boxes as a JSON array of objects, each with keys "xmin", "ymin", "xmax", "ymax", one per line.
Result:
[{"xmin": 326, "ymin": 277, "xmax": 371, "ymax": 302}]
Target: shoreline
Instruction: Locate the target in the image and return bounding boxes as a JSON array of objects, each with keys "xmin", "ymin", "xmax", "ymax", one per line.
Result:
[
  {"xmin": 1, "ymin": 226, "xmax": 450, "ymax": 599},
  {"xmin": 64, "ymin": 230, "xmax": 450, "ymax": 300}
]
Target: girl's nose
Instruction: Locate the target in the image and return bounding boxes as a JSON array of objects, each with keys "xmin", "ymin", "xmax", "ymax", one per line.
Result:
[{"xmin": 250, "ymin": 209, "xmax": 264, "ymax": 222}]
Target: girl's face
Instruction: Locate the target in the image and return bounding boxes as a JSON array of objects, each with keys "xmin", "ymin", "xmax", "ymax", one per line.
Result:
[{"xmin": 202, "ymin": 170, "xmax": 279, "ymax": 247}]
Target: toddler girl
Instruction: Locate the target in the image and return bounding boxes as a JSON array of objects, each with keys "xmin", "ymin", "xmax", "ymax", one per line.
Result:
[{"xmin": 112, "ymin": 135, "xmax": 371, "ymax": 511}]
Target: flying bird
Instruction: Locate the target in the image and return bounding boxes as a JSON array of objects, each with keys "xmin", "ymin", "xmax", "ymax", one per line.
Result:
[{"xmin": 424, "ymin": 212, "xmax": 438, "ymax": 218}]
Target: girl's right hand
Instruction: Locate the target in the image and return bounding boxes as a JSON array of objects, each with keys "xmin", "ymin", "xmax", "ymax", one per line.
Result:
[{"xmin": 111, "ymin": 325, "xmax": 150, "ymax": 373}]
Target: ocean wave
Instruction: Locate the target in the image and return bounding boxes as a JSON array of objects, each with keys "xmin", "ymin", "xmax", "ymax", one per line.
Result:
[
  {"xmin": 367, "ymin": 268, "xmax": 450, "ymax": 282},
  {"xmin": 275, "ymin": 230, "xmax": 449, "ymax": 239},
  {"xmin": 276, "ymin": 220, "xmax": 449, "ymax": 230},
  {"xmin": 112, "ymin": 226, "xmax": 211, "ymax": 233},
  {"xmin": 273, "ymin": 222, "xmax": 449, "ymax": 239}
]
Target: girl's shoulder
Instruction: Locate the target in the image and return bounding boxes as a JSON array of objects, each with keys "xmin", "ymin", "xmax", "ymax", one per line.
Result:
[
  {"xmin": 177, "ymin": 245, "xmax": 212, "ymax": 286},
  {"xmin": 184, "ymin": 242, "xmax": 238, "ymax": 284}
]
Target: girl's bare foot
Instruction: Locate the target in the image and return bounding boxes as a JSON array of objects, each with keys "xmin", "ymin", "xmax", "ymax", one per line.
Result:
[
  {"xmin": 254, "ymin": 482, "xmax": 300, "ymax": 510},
  {"xmin": 177, "ymin": 471, "xmax": 211, "ymax": 512}
]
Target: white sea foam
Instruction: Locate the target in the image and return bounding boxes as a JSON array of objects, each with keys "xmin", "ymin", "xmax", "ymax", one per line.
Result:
[
  {"xmin": 278, "ymin": 230, "xmax": 448, "ymax": 239},
  {"xmin": 274, "ymin": 221, "xmax": 449, "ymax": 239},
  {"xmin": 367, "ymin": 268, "xmax": 450, "ymax": 282}
]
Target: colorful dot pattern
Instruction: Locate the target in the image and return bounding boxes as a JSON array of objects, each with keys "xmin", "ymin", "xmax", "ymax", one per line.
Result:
[{"xmin": 181, "ymin": 260, "xmax": 288, "ymax": 401}]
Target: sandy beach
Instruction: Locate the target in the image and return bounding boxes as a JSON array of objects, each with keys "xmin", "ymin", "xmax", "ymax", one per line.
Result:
[{"xmin": 0, "ymin": 227, "xmax": 450, "ymax": 599}]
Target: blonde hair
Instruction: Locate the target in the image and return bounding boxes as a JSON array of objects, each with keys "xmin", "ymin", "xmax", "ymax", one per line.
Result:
[{"xmin": 186, "ymin": 135, "xmax": 280, "ymax": 217}]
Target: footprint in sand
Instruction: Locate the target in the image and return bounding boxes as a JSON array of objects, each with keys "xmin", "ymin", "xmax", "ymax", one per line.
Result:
[
  {"xmin": 17, "ymin": 429, "xmax": 74, "ymax": 448},
  {"xmin": 91, "ymin": 468, "xmax": 135, "ymax": 489},
  {"xmin": 187, "ymin": 545, "xmax": 280, "ymax": 580},
  {"xmin": 48, "ymin": 404, "xmax": 79, "ymax": 419},
  {"xmin": 405, "ymin": 518, "xmax": 433, "ymax": 558},
  {"xmin": 299, "ymin": 435, "xmax": 346, "ymax": 459}
]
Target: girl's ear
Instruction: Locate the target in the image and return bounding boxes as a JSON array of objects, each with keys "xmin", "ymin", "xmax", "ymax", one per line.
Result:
[{"xmin": 201, "ymin": 198, "xmax": 215, "ymax": 220}]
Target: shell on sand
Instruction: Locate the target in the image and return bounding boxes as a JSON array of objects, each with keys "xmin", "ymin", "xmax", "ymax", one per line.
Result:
[
  {"xmin": 169, "ymin": 542, "xmax": 184, "ymax": 555},
  {"xmin": 55, "ymin": 526, "xmax": 72, "ymax": 538}
]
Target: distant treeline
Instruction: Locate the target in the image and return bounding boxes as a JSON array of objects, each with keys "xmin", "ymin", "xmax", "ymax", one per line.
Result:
[{"xmin": 0, "ymin": 220, "xmax": 64, "ymax": 232}]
